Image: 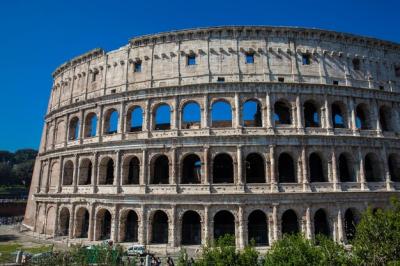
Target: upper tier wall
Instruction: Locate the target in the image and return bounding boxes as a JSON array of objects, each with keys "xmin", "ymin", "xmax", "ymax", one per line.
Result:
[{"xmin": 48, "ymin": 26, "xmax": 400, "ymax": 114}]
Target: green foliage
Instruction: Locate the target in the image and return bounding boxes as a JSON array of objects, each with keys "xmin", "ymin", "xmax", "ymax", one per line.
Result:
[
  {"xmin": 194, "ymin": 234, "xmax": 259, "ymax": 266},
  {"xmin": 177, "ymin": 248, "xmax": 190, "ymax": 266},
  {"xmin": 0, "ymin": 149, "xmax": 37, "ymax": 187},
  {"xmin": 352, "ymin": 198, "xmax": 400, "ymax": 265},
  {"xmin": 264, "ymin": 234, "xmax": 354, "ymax": 266}
]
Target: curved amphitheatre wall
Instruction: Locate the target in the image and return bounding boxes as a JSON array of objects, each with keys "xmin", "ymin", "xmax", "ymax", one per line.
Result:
[{"xmin": 24, "ymin": 26, "xmax": 400, "ymax": 252}]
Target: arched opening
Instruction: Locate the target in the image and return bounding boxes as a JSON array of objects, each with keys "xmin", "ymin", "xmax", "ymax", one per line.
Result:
[
  {"xmin": 331, "ymin": 102, "xmax": 346, "ymax": 128},
  {"xmin": 214, "ymin": 210, "xmax": 235, "ymax": 240},
  {"xmin": 212, "ymin": 153, "xmax": 234, "ymax": 183},
  {"xmin": 211, "ymin": 100, "xmax": 232, "ymax": 128},
  {"xmin": 84, "ymin": 113, "xmax": 97, "ymax": 137},
  {"xmin": 122, "ymin": 210, "xmax": 138, "ymax": 242},
  {"xmin": 303, "ymin": 101, "xmax": 320, "ymax": 127},
  {"xmin": 338, "ymin": 153, "xmax": 355, "ymax": 182},
  {"xmin": 151, "ymin": 210, "xmax": 169, "ymax": 244},
  {"xmin": 245, "ymin": 153, "xmax": 265, "ymax": 183},
  {"xmin": 46, "ymin": 207, "xmax": 56, "ymax": 235},
  {"xmin": 243, "ymin": 100, "xmax": 262, "ymax": 127},
  {"xmin": 388, "ymin": 154, "xmax": 400, "ymax": 182},
  {"xmin": 278, "ymin": 153, "xmax": 296, "ymax": 183},
  {"xmin": 49, "ymin": 162, "xmax": 60, "ymax": 188},
  {"xmin": 96, "ymin": 209, "xmax": 112, "ymax": 240},
  {"xmin": 364, "ymin": 153, "xmax": 382, "ymax": 182},
  {"xmin": 309, "ymin": 153, "xmax": 325, "ymax": 182},
  {"xmin": 127, "ymin": 106, "xmax": 143, "ymax": 132},
  {"xmin": 78, "ymin": 159, "xmax": 92, "ymax": 185},
  {"xmin": 68, "ymin": 117, "xmax": 80, "ymax": 140},
  {"xmin": 152, "ymin": 155, "xmax": 169, "ymax": 184},
  {"xmin": 59, "ymin": 208, "xmax": 70, "ymax": 236},
  {"xmin": 182, "ymin": 102, "xmax": 201, "ymax": 129},
  {"xmin": 248, "ymin": 210, "xmax": 268, "ymax": 246},
  {"xmin": 379, "ymin": 106, "xmax": 394, "ymax": 132},
  {"xmin": 355, "ymin": 104, "xmax": 371, "ymax": 130},
  {"xmin": 123, "ymin": 157, "xmax": 140, "ymax": 185},
  {"xmin": 62, "ymin": 160, "xmax": 74, "ymax": 186},
  {"xmin": 344, "ymin": 209, "xmax": 359, "ymax": 241},
  {"xmin": 281, "ymin": 209, "xmax": 299, "ymax": 235},
  {"xmin": 75, "ymin": 208, "xmax": 89, "ymax": 238},
  {"xmin": 55, "ymin": 120, "xmax": 66, "ymax": 144},
  {"xmin": 274, "ymin": 100, "xmax": 291, "ymax": 125},
  {"xmin": 154, "ymin": 104, "xmax": 171, "ymax": 130},
  {"xmin": 314, "ymin": 209, "xmax": 330, "ymax": 237},
  {"xmin": 99, "ymin": 157, "xmax": 114, "ymax": 185},
  {"xmin": 104, "ymin": 109, "xmax": 119, "ymax": 134},
  {"xmin": 181, "ymin": 154, "xmax": 201, "ymax": 184},
  {"xmin": 181, "ymin": 211, "xmax": 201, "ymax": 245}
]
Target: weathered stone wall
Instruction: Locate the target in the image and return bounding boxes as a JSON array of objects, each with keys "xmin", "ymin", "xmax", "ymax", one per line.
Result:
[{"xmin": 24, "ymin": 26, "xmax": 400, "ymax": 253}]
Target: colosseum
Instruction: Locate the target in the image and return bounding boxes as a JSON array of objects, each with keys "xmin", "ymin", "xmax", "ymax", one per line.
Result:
[{"xmin": 23, "ymin": 26, "xmax": 400, "ymax": 253}]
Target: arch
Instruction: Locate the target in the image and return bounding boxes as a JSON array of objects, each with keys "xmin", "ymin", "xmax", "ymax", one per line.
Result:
[
  {"xmin": 274, "ymin": 100, "xmax": 291, "ymax": 125},
  {"xmin": 278, "ymin": 153, "xmax": 296, "ymax": 183},
  {"xmin": 151, "ymin": 155, "xmax": 169, "ymax": 184},
  {"xmin": 123, "ymin": 156, "xmax": 140, "ymax": 185},
  {"xmin": 243, "ymin": 99, "xmax": 262, "ymax": 127},
  {"xmin": 55, "ymin": 120, "xmax": 66, "ymax": 144},
  {"xmin": 211, "ymin": 100, "xmax": 232, "ymax": 128},
  {"xmin": 84, "ymin": 112, "xmax": 97, "ymax": 137},
  {"xmin": 388, "ymin": 154, "xmax": 400, "ymax": 182},
  {"xmin": 355, "ymin": 104, "xmax": 371, "ymax": 130},
  {"xmin": 151, "ymin": 210, "xmax": 169, "ymax": 244},
  {"xmin": 331, "ymin": 102, "xmax": 347, "ymax": 128},
  {"xmin": 309, "ymin": 153, "xmax": 326, "ymax": 182},
  {"xmin": 245, "ymin": 153, "xmax": 265, "ymax": 183},
  {"xmin": 303, "ymin": 100, "xmax": 320, "ymax": 127},
  {"xmin": 314, "ymin": 209, "xmax": 330, "ymax": 237},
  {"xmin": 99, "ymin": 157, "xmax": 114, "ymax": 185},
  {"xmin": 121, "ymin": 210, "xmax": 138, "ymax": 242},
  {"xmin": 75, "ymin": 207, "xmax": 89, "ymax": 238},
  {"xmin": 62, "ymin": 160, "xmax": 74, "ymax": 186},
  {"xmin": 68, "ymin": 117, "xmax": 80, "ymax": 140},
  {"xmin": 104, "ymin": 109, "xmax": 119, "ymax": 134},
  {"xmin": 96, "ymin": 209, "xmax": 112, "ymax": 240},
  {"xmin": 154, "ymin": 104, "xmax": 171, "ymax": 130},
  {"xmin": 379, "ymin": 105, "xmax": 395, "ymax": 132},
  {"xmin": 248, "ymin": 210, "xmax": 268, "ymax": 246},
  {"xmin": 78, "ymin": 159, "xmax": 92, "ymax": 185},
  {"xmin": 127, "ymin": 106, "xmax": 143, "ymax": 132},
  {"xmin": 212, "ymin": 153, "xmax": 234, "ymax": 183},
  {"xmin": 49, "ymin": 162, "xmax": 60, "ymax": 187},
  {"xmin": 214, "ymin": 210, "xmax": 235, "ymax": 240},
  {"xmin": 364, "ymin": 153, "xmax": 382, "ymax": 182},
  {"xmin": 182, "ymin": 102, "xmax": 201, "ymax": 129},
  {"xmin": 181, "ymin": 210, "xmax": 202, "ymax": 245},
  {"xmin": 59, "ymin": 207, "xmax": 70, "ymax": 236},
  {"xmin": 338, "ymin": 153, "xmax": 355, "ymax": 182},
  {"xmin": 281, "ymin": 209, "xmax": 299, "ymax": 235},
  {"xmin": 36, "ymin": 206, "xmax": 46, "ymax": 233},
  {"xmin": 344, "ymin": 208, "xmax": 359, "ymax": 241},
  {"xmin": 45, "ymin": 207, "xmax": 56, "ymax": 235},
  {"xmin": 181, "ymin": 154, "xmax": 201, "ymax": 184}
]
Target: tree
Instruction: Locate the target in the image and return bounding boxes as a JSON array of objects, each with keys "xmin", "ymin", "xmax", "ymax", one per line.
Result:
[{"xmin": 352, "ymin": 198, "xmax": 400, "ymax": 265}]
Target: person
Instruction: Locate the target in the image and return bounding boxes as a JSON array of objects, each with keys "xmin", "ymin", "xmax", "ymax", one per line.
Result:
[
  {"xmin": 167, "ymin": 256, "xmax": 174, "ymax": 266},
  {"xmin": 189, "ymin": 257, "xmax": 195, "ymax": 265}
]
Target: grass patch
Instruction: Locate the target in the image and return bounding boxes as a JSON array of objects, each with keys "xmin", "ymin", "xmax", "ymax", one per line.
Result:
[{"xmin": 0, "ymin": 242, "xmax": 52, "ymax": 263}]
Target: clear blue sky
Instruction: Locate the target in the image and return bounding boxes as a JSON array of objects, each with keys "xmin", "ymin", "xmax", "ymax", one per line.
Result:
[{"xmin": 0, "ymin": 0, "xmax": 399, "ymax": 152}]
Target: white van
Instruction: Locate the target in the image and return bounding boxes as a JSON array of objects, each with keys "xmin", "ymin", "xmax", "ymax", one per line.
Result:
[{"xmin": 126, "ymin": 245, "xmax": 145, "ymax": 256}]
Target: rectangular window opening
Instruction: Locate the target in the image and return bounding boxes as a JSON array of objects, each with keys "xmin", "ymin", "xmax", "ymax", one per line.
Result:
[
  {"xmin": 333, "ymin": 80, "xmax": 339, "ymax": 85},
  {"xmin": 352, "ymin": 58, "xmax": 361, "ymax": 71},
  {"xmin": 278, "ymin": 77, "xmax": 284, "ymax": 83},
  {"xmin": 395, "ymin": 65, "xmax": 400, "ymax": 77},
  {"xmin": 245, "ymin": 52, "xmax": 254, "ymax": 64},
  {"xmin": 217, "ymin": 77, "xmax": 225, "ymax": 83},
  {"xmin": 302, "ymin": 53, "xmax": 311, "ymax": 65},
  {"xmin": 92, "ymin": 71, "xmax": 98, "ymax": 82},
  {"xmin": 134, "ymin": 61, "xmax": 142, "ymax": 72},
  {"xmin": 187, "ymin": 54, "xmax": 196, "ymax": 66},
  {"xmin": 379, "ymin": 85, "xmax": 384, "ymax": 91}
]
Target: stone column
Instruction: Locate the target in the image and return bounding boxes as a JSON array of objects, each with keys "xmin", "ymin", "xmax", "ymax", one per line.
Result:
[
  {"xmin": 69, "ymin": 204, "xmax": 76, "ymax": 238},
  {"xmin": 269, "ymin": 145, "xmax": 277, "ymax": 191},
  {"xmin": 296, "ymin": 95, "xmax": 304, "ymax": 132},
  {"xmin": 171, "ymin": 148, "xmax": 177, "ymax": 185},
  {"xmin": 203, "ymin": 147, "xmax": 209, "ymax": 185},
  {"xmin": 139, "ymin": 206, "xmax": 147, "ymax": 245},
  {"xmin": 358, "ymin": 148, "xmax": 366, "ymax": 190},
  {"xmin": 92, "ymin": 152, "xmax": 99, "ymax": 193},
  {"xmin": 143, "ymin": 99, "xmax": 150, "ymax": 132},
  {"xmin": 119, "ymin": 101, "xmax": 125, "ymax": 135},
  {"xmin": 56, "ymin": 156, "xmax": 63, "ymax": 193},
  {"xmin": 202, "ymin": 95, "xmax": 209, "ymax": 128},
  {"xmin": 97, "ymin": 105, "xmax": 104, "ymax": 141},
  {"xmin": 372, "ymin": 100, "xmax": 382, "ymax": 134},
  {"xmin": 64, "ymin": 113, "xmax": 70, "ymax": 146},
  {"xmin": 53, "ymin": 203, "xmax": 60, "ymax": 237},
  {"xmin": 172, "ymin": 97, "xmax": 179, "ymax": 130},
  {"xmin": 266, "ymin": 92, "xmax": 273, "ymax": 130},
  {"xmin": 88, "ymin": 204, "xmax": 96, "ymax": 241},
  {"xmin": 337, "ymin": 208, "xmax": 344, "ymax": 243},
  {"xmin": 140, "ymin": 149, "xmax": 147, "ymax": 186},
  {"xmin": 237, "ymin": 146, "xmax": 243, "ymax": 185},
  {"xmin": 238, "ymin": 205, "xmax": 246, "ymax": 248},
  {"xmin": 203, "ymin": 205, "xmax": 210, "ymax": 246},
  {"xmin": 170, "ymin": 205, "xmax": 177, "ymax": 247},
  {"xmin": 324, "ymin": 98, "xmax": 333, "ymax": 131},
  {"xmin": 112, "ymin": 205, "xmax": 120, "ymax": 242},
  {"xmin": 382, "ymin": 146, "xmax": 393, "ymax": 191},
  {"xmin": 79, "ymin": 109, "xmax": 84, "ymax": 144},
  {"xmin": 348, "ymin": 97, "xmax": 357, "ymax": 131},
  {"xmin": 305, "ymin": 207, "xmax": 312, "ymax": 239},
  {"xmin": 73, "ymin": 155, "xmax": 79, "ymax": 193},
  {"xmin": 302, "ymin": 146, "xmax": 310, "ymax": 191},
  {"xmin": 331, "ymin": 148, "xmax": 339, "ymax": 191},
  {"xmin": 234, "ymin": 93, "xmax": 241, "ymax": 128},
  {"xmin": 115, "ymin": 150, "xmax": 121, "ymax": 193},
  {"xmin": 272, "ymin": 204, "xmax": 279, "ymax": 242}
]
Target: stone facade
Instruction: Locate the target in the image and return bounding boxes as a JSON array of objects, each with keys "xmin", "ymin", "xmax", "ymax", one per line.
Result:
[{"xmin": 24, "ymin": 26, "xmax": 400, "ymax": 253}]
